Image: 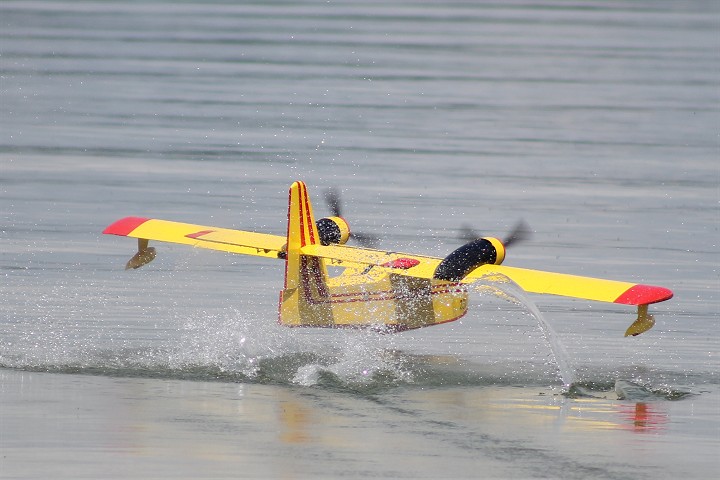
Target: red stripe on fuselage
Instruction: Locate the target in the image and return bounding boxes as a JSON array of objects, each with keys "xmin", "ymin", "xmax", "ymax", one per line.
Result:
[
  {"xmin": 300, "ymin": 278, "xmax": 466, "ymax": 306},
  {"xmin": 283, "ymin": 311, "xmax": 468, "ymax": 333},
  {"xmin": 300, "ymin": 256, "xmax": 330, "ymax": 300}
]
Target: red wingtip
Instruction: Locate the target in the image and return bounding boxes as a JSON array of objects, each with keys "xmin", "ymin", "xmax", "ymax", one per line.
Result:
[
  {"xmin": 614, "ymin": 284, "xmax": 674, "ymax": 305},
  {"xmin": 103, "ymin": 216, "xmax": 149, "ymax": 236}
]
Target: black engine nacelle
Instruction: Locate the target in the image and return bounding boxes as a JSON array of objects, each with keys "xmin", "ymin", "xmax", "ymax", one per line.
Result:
[
  {"xmin": 433, "ymin": 237, "xmax": 506, "ymax": 282},
  {"xmin": 316, "ymin": 216, "xmax": 351, "ymax": 246}
]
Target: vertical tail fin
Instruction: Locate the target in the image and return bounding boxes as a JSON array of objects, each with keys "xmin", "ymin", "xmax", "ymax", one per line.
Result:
[
  {"xmin": 279, "ymin": 182, "xmax": 332, "ymax": 326},
  {"xmin": 286, "ymin": 181, "xmax": 320, "ymax": 255}
]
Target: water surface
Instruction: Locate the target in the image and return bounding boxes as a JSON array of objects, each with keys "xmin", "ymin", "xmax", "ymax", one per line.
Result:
[{"xmin": 1, "ymin": 1, "xmax": 718, "ymax": 478}]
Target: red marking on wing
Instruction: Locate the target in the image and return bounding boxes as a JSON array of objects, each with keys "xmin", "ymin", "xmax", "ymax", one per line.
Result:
[
  {"xmin": 185, "ymin": 230, "xmax": 215, "ymax": 239},
  {"xmin": 614, "ymin": 284, "xmax": 674, "ymax": 305},
  {"xmin": 380, "ymin": 258, "xmax": 421, "ymax": 269},
  {"xmin": 102, "ymin": 217, "xmax": 150, "ymax": 236}
]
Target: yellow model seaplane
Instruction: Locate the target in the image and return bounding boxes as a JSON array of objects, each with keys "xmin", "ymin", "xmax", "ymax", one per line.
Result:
[{"xmin": 104, "ymin": 181, "xmax": 672, "ymax": 336}]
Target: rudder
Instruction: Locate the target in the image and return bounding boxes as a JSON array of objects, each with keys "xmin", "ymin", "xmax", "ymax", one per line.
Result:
[{"xmin": 279, "ymin": 182, "xmax": 333, "ymax": 326}]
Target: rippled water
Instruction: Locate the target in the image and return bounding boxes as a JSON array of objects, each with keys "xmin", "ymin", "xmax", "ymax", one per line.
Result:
[{"xmin": 1, "ymin": 1, "xmax": 718, "ymax": 478}]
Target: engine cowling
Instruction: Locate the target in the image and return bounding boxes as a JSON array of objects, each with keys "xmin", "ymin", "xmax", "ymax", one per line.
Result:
[
  {"xmin": 316, "ymin": 216, "xmax": 351, "ymax": 246},
  {"xmin": 433, "ymin": 237, "xmax": 506, "ymax": 281}
]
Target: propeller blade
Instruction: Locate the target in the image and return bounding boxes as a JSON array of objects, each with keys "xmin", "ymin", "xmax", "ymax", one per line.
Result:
[
  {"xmin": 324, "ymin": 187, "xmax": 343, "ymax": 218},
  {"xmin": 459, "ymin": 223, "xmax": 481, "ymax": 242},
  {"xmin": 324, "ymin": 187, "xmax": 380, "ymax": 248},
  {"xmin": 503, "ymin": 219, "xmax": 531, "ymax": 247},
  {"xmin": 351, "ymin": 231, "xmax": 381, "ymax": 249},
  {"xmin": 458, "ymin": 219, "xmax": 531, "ymax": 247}
]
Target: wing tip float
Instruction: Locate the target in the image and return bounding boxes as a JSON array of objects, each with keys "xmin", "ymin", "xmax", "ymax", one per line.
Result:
[
  {"xmin": 103, "ymin": 217, "xmax": 155, "ymax": 269},
  {"xmin": 617, "ymin": 285, "xmax": 672, "ymax": 337},
  {"xmin": 103, "ymin": 181, "xmax": 674, "ymax": 337},
  {"xmin": 624, "ymin": 304, "xmax": 656, "ymax": 337}
]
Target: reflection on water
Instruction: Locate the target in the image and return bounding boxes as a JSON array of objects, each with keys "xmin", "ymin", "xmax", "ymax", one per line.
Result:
[
  {"xmin": 0, "ymin": 368, "xmax": 697, "ymax": 479},
  {"xmin": 618, "ymin": 402, "xmax": 668, "ymax": 433}
]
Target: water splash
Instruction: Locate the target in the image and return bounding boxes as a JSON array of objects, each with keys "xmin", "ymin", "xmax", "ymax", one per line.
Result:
[
  {"xmin": 564, "ymin": 378, "xmax": 696, "ymax": 401},
  {"xmin": 614, "ymin": 379, "xmax": 656, "ymax": 401},
  {"xmin": 0, "ymin": 299, "xmax": 572, "ymax": 391},
  {"xmin": 474, "ymin": 278, "xmax": 575, "ymax": 388},
  {"xmin": 0, "ymin": 304, "xmax": 420, "ymax": 390}
]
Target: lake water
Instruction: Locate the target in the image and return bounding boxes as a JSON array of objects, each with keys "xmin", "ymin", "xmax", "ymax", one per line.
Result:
[{"xmin": 1, "ymin": 1, "xmax": 718, "ymax": 478}]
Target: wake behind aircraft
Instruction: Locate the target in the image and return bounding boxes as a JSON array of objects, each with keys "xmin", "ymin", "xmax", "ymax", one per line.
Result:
[{"xmin": 103, "ymin": 181, "xmax": 673, "ymax": 337}]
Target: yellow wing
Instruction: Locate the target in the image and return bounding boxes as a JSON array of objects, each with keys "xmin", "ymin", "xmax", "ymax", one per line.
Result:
[
  {"xmin": 466, "ymin": 265, "xmax": 673, "ymax": 306},
  {"xmin": 103, "ymin": 216, "xmax": 285, "ymax": 258},
  {"xmin": 103, "ymin": 217, "xmax": 672, "ymax": 307},
  {"xmin": 299, "ymin": 243, "xmax": 673, "ymax": 306}
]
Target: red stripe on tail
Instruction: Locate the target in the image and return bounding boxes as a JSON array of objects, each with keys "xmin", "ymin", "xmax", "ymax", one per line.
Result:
[
  {"xmin": 298, "ymin": 182, "xmax": 307, "ymax": 247},
  {"xmin": 300, "ymin": 182, "xmax": 316, "ymax": 246}
]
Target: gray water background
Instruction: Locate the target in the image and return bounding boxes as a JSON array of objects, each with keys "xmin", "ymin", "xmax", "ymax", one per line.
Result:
[{"xmin": 1, "ymin": 1, "xmax": 718, "ymax": 479}]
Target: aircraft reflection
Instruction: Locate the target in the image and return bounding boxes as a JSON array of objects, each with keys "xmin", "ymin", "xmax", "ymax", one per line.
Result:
[{"xmin": 617, "ymin": 402, "xmax": 668, "ymax": 433}]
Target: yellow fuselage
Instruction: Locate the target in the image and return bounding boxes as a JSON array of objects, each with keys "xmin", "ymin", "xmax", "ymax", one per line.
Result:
[{"xmin": 279, "ymin": 259, "xmax": 469, "ymax": 331}]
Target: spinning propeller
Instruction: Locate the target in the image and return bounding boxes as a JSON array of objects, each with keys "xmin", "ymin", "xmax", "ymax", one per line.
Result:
[
  {"xmin": 459, "ymin": 219, "xmax": 532, "ymax": 248},
  {"xmin": 434, "ymin": 220, "xmax": 532, "ymax": 281},
  {"xmin": 317, "ymin": 184, "xmax": 531, "ymax": 280},
  {"xmin": 321, "ymin": 188, "xmax": 380, "ymax": 248}
]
